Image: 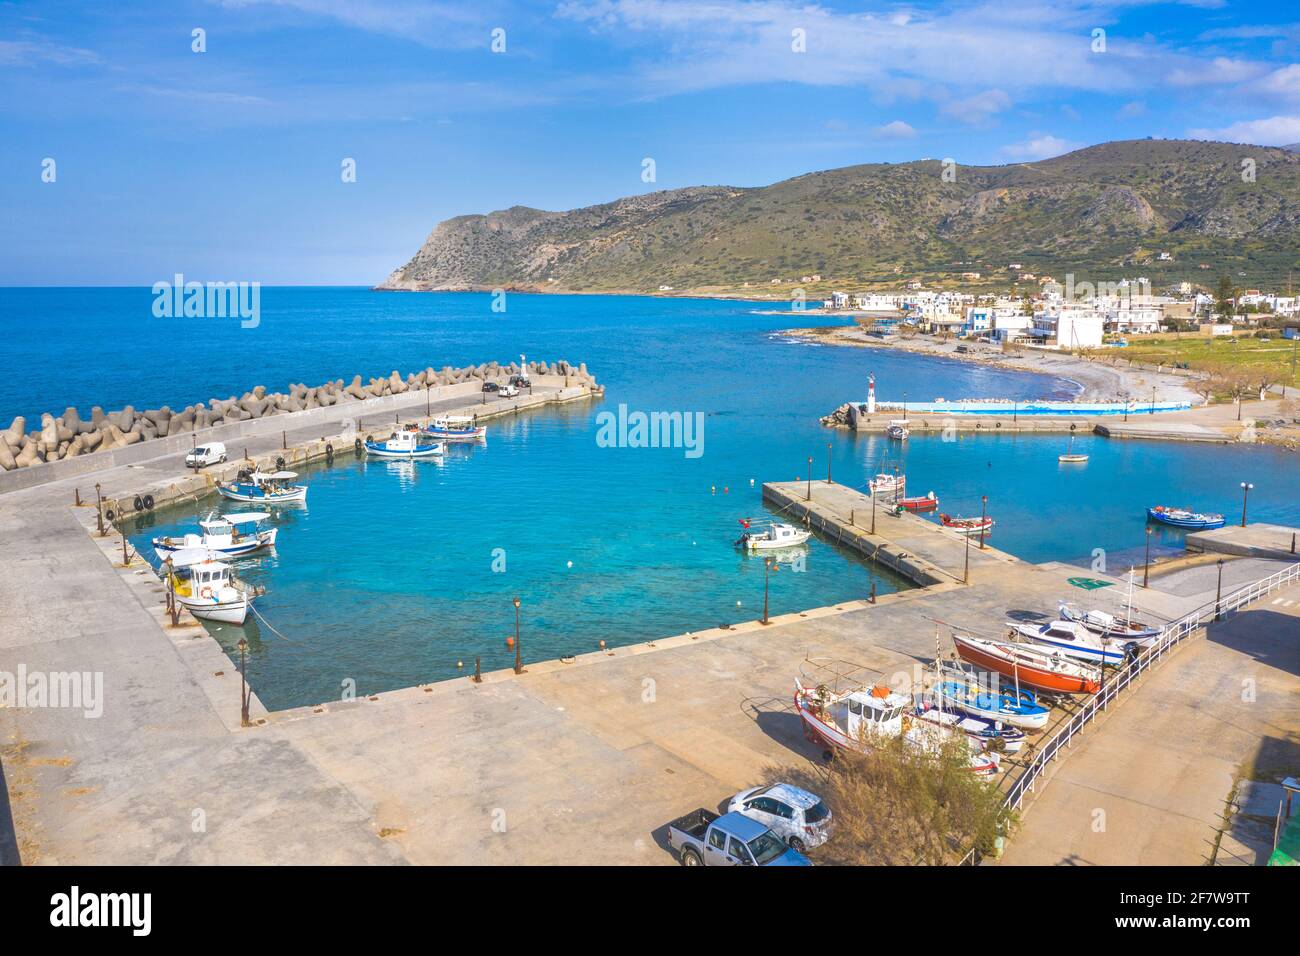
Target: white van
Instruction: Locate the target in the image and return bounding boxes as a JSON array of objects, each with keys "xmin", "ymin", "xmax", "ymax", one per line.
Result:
[{"xmin": 185, "ymin": 442, "xmax": 227, "ymax": 468}]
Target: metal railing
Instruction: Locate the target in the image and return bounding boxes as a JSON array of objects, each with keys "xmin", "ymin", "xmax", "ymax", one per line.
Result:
[{"xmin": 1002, "ymin": 560, "xmax": 1300, "ymax": 813}]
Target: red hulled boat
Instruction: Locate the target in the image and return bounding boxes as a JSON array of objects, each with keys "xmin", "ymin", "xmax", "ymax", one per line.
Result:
[{"xmin": 952, "ymin": 634, "xmax": 1100, "ymax": 695}]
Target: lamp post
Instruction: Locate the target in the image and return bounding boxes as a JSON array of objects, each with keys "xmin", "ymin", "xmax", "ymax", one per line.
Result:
[
  {"xmin": 1240, "ymin": 481, "xmax": 1254, "ymax": 527},
  {"xmin": 1150, "ymin": 386, "xmax": 1156, "ymax": 415},
  {"xmin": 762, "ymin": 556, "xmax": 779, "ymax": 624},
  {"xmin": 806, "ymin": 457, "xmax": 813, "ymax": 501},
  {"xmin": 871, "ymin": 489, "xmax": 877, "ymax": 534},
  {"xmin": 95, "ymin": 482, "xmax": 105, "ymax": 536},
  {"xmin": 1214, "ymin": 558, "xmax": 1225, "ymax": 621},
  {"xmin": 512, "ymin": 596, "xmax": 523, "ymax": 674},
  {"xmin": 237, "ymin": 638, "xmax": 250, "ymax": 727},
  {"xmin": 902, "ymin": 393, "xmax": 908, "ymax": 422},
  {"xmin": 826, "ymin": 443, "xmax": 833, "ymax": 484},
  {"xmin": 426, "ymin": 383, "xmax": 431, "ymax": 417},
  {"xmin": 1142, "ymin": 526, "xmax": 1153, "ymax": 588},
  {"xmin": 963, "ymin": 527, "xmax": 972, "ymax": 584},
  {"xmin": 978, "ymin": 495, "xmax": 988, "ymax": 551}
]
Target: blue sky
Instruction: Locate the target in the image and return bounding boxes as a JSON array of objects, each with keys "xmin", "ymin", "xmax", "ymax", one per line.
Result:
[{"xmin": 2, "ymin": 0, "xmax": 1299, "ymax": 284}]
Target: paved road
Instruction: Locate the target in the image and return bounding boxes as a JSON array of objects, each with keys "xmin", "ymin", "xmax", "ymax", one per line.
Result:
[{"xmin": 1000, "ymin": 581, "xmax": 1300, "ymax": 866}]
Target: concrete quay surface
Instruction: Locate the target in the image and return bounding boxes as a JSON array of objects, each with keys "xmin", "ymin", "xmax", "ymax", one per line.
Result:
[
  {"xmin": 1000, "ymin": 580, "xmax": 1300, "ymax": 866},
  {"xmin": 5, "ymin": 415, "xmax": 1295, "ymax": 864}
]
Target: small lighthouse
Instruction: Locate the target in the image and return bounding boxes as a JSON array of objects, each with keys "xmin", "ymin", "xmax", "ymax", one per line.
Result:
[{"xmin": 867, "ymin": 373, "xmax": 877, "ymax": 414}]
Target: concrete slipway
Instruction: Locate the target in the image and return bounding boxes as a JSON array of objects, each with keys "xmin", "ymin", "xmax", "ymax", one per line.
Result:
[{"xmin": 1, "ymin": 392, "xmax": 1297, "ymax": 865}]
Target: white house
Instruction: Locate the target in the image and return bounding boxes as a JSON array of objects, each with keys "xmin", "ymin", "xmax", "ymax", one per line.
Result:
[{"xmin": 1033, "ymin": 306, "xmax": 1104, "ymax": 349}]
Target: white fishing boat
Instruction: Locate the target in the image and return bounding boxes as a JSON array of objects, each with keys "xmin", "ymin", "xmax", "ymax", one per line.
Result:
[
  {"xmin": 884, "ymin": 419, "xmax": 910, "ymax": 441},
  {"xmin": 794, "ymin": 677, "xmax": 1000, "ymax": 775},
  {"xmin": 217, "ymin": 469, "xmax": 308, "ymax": 504},
  {"xmin": 164, "ymin": 547, "xmax": 260, "ymax": 624},
  {"xmin": 1058, "ymin": 434, "xmax": 1088, "ymax": 463},
  {"xmin": 735, "ymin": 520, "xmax": 811, "ymax": 551},
  {"xmin": 1009, "ymin": 619, "xmax": 1136, "ymax": 666},
  {"xmin": 152, "ymin": 511, "xmax": 276, "ymax": 559},
  {"xmin": 1057, "ymin": 602, "xmax": 1162, "ymax": 645},
  {"xmin": 868, "ymin": 472, "xmax": 905, "ymax": 497},
  {"xmin": 424, "ymin": 415, "xmax": 486, "ymax": 442},
  {"xmin": 363, "ymin": 430, "xmax": 445, "ymax": 459}
]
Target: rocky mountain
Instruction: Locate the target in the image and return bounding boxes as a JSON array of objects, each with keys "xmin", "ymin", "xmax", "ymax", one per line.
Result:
[{"xmin": 379, "ymin": 140, "xmax": 1300, "ymax": 293}]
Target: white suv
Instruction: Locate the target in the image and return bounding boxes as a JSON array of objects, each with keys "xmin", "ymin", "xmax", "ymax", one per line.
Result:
[{"xmin": 728, "ymin": 783, "xmax": 832, "ymax": 852}]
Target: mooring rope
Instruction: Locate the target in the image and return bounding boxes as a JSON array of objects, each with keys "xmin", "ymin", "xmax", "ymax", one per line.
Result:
[{"xmin": 248, "ymin": 603, "xmax": 303, "ymax": 645}]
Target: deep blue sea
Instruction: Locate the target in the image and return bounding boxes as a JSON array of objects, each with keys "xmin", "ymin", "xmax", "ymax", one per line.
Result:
[{"xmin": 3, "ymin": 288, "xmax": 1296, "ymax": 709}]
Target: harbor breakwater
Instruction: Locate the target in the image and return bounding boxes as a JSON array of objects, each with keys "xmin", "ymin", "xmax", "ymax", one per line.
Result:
[{"xmin": 0, "ymin": 358, "xmax": 598, "ymax": 476}]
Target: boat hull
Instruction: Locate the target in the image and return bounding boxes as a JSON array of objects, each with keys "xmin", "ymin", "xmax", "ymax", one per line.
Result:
[
  {"xmin": 153, "ymin": 528, "xmax": 276, "ymax": 559},
  {"xmin": 937, "ymin": 684, "xmax": 1050, "ymax": 731},
  {"xmin": 1146, "ymin": 507, "xmax": 1225, "ymax": 529},
  {"xmin": 364, "ymin": 442, "xmax": 444, "ymax": 459},
  {"xmin": 176, "ymin": 595, "xmax": 249, "ymax": 625},
  {"xmin": 954, "ymin": 639, "xmax": 1099, "ymax": 694},
  {"xmin": 218, "ymin": 485, "xmax": 307, "ymax": 504}
]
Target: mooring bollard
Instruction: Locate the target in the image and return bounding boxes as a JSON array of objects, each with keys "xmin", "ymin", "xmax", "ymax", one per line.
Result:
[
  {"xmin": 282, "ymin": 431, "xmax": 287, "ymax": 449},
  {"xmin": 473, "ymin": 656, "xmax": 482, "ymax": 683},
  {"xmin": 869, "ymin": 582, "xmax": 877, "ymax": 604},
  {"xmin": 74, "ymin": 487, "xmax": 82, "ymax": 507}
]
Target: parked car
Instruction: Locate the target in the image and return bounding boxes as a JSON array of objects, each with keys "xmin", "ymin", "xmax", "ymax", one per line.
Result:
[
  {"xmin": 185, "ymin": 442, "xmax": 227, "ymax": 469},
  {"xmin": 508, "ymin": 374, "xmax": 531, "ymax": 389},
  {"xmin": 482, "ymin": 381, "xmax": 501, "ymax": 393},
  {"xmin": 727, "ymin": 783, "xmax": 832, "ymax": 852},
  {"xmin": 498, "ymin": 383, "xmax": 520, "ymax": 398},
  {"xmin": 666, "ymin": 808, "xmax": 810, "ymax": 866}
]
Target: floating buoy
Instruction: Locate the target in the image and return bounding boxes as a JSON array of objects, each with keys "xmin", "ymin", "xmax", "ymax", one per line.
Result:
[
  {"xmin": 723, "ymin": 486, "xmax": 729, "ymax": 494},
  {"xmin": 566, "ymin": 560, "xmax": 573, "ymax": 568},
  {"xmin": 750, "ymin": 478, "xmax": 755, "ymax": 486},
  {"xmin": 736, "ymin": 600, "xmax": 742, "ymax": 607},
  {"xmin": 505, "ymin": 636, "xmax": 515, "ymax": 648},
  {"xmin": 711, "ymin": 485, "xmax": 716, "ymax": 494},
  {"xmin": 599, "ymin": 639, "xmax": 606, "ymax": 649},
  {"xmin": 456, "ymin": 660, "xmax": 463, "ymax": 669}
]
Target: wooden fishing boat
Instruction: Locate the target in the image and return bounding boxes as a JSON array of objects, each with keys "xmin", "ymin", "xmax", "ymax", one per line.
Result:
[
  {"xmin": 153, "ymin": 511, "xmax": 276, "ymax": 559},
  {"xmin": 794, "ymin": 678, "xmax": 999, "ymax": 775},
  {"xmin": 1146, "ymin": 505, "xmax": 1225, "ymax": 530},
  {"xmin": 736, "ymin": 519, "xmax": 811, "ymax": 551},
  {"xmin": 884, "ymin": 419, "xmax": 910, "ymax": 441},
  {"xmin": 165, "ymin": 547, "xmax": 260, "ymax": 624},
  {"xmin": 868, "ymin": 472, "xmax": 905, "ymax": 497},
  {"xmin": 1009, "ymin": 619, "xmax": 1135, "ymax": 666},
  {"xmin": 935, "ymin": 679, "xmax": 1050, "ymax": 731},
  {"xmin": 939, "ymin": 513, "xmax": 994, "ymax": 536},
  {"xmin": 913, "ymin": 701, "xmax": 1026, "ymax": 753},
  {"xmin": 424, "ymin": 415, "xmax": 487, "ymax": 442},
  {"xmin": 1058, "ymin": 434, "xmax": 1088, "ymax": 463},
  {"xmin": 218, "ymin": 469, "xmax": 307, "ymax": 504},
  {"xmin": 1058, "ymin": 602, "xmax": 1162, "ymax": 644},
  {"xmin": 893, "ymin": 491, "xmax": 938, "ymax": 513},
  {"xmin": 953, "ymin": 634, "xmax": 1101, "ymax": 694},
  {"xmin": 363, "ymin": 430, "xmax": 445, "ymax": 459}
]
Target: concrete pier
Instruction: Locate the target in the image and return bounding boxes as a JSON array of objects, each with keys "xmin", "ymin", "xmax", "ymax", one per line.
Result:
[{"xmin": 1186, "ymin": 523, "xmax": 1300, "ymax": 561}]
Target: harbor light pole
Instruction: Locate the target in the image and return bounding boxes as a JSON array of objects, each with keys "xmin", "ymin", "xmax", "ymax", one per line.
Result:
[
  {"xmin": 1150, "ymin": 387, "xmax": 1156, "ymax": 415},
  {"xmin": 806, "ymin": 457, "xmax": 813, "ymax": 501},
  {"xmin": 1215, "ymin": 558, "xmax": 1225, "ymax": 621},
  {"xmin": 426, "ymin": 383, "xmax": 431, "ymax": 417},
  {"xmin": 1142, "ymin": 526, "xmax": 1153, "ymax": 588},
  {"xmin": 762, "ymin": 557, "xmax": 779, "ymax": 624},
  {"xmin": 826, "ymin": 443, "xmax": 833, "ymax": 484},
  {"xmin": 979, "ymin": 495, "xmax": 988, "ymax": 551},
  {"xmin": 963, "ymin": 527, "xmax": 972, "ymax": 584},
  {"xmin": 871, "ymin": 490, "xmax": 877, "ymax": 535},
  {"xmin": 238, "ymin": 638, "xmax": 250, "ymax": 727},
  {"xmin": 512, "ymin": 596, "xmax": 523, "ymax": 674},
  {"xmin": 95, "ymin": 482, "xmax": 105, "ymax": 536},
  {"xmin": 1240, "ymin": 481, "xmax": 1254, "ymax": 527}
]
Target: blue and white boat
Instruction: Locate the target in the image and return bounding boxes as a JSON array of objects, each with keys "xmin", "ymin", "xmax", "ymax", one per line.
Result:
[
  {"xmin": 424, "ymin": 415, "xmax": 486, "ymax": 442},
  {"xmin": 913, "ymin": 701, "xmax": 1026, "ymax": 752},
  {"xmin": 935, "ymin": 679, "xmax": 1050, "ymax": 731},
  {"xmin": 364, "ymin": 430, "xmax": 445, "ymax": 459},
  {"xmin": 152, "ymin": 511, "xmax": 276, "ymax": 559},
  {"xmin": 1147, "ymin": 505, "xmax": 1225, "ymax": 530},
  {"xmin": 1010, "ymin": 619, "xmax": 1137, "ymax": 666},
  {"xmin": 218, "ymin": 469, "xmax": 308, "ymax": 504}
]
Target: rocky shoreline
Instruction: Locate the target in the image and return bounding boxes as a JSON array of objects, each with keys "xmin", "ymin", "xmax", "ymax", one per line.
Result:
[{"xmin": 0, "ymin": 359, "xmax": 596, "ymax": 472}]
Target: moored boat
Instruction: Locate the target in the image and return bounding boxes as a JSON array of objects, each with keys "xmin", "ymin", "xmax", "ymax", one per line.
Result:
[
  {"xmin": 884, "ymin": 419, "xmax": 910, "ymax": 441},
  {"xmin": 165, "ymin": 547, "xmax": 260, "ymax": 624},
  {"xmin": 935, "ymin": 679, "xmax": 1050, "ymax": 731},
  {"xmin": 424, "ymin": 415, "xmax": 487, "ymax": 442},
  {"xmin": 939, "ymin": 513, "xmax": 994, "ymax": 536},
  {"xmin": 868, "ymin": 472, "xmax": 905, "ymax": 497},
  {"xmin": 893, "ymin": 491, "xmax": 938, "ymax": 513},
  {"xmin": 736, "ymin": 519, "xmax": 811, "ymax": 551},
  {"xmin": 953, "ymin": 634, "xmax": 1101, "ymax": 694},
  {"xmin": 153, "ymin": 511, "xmax": 276, "ymax": 559},
  {"xmin": 1058, "ymin": 434, "xmax": 1088, "ymax": 463},
  {"xmin": 363, "ymin": 430, "xmax": 445, "ymax": 459},
  {"xmin": 218, "ymin": 469, "xmax": 308, "ymax": 504},
  {"xmin": 1146, "ymin": 505, "xmax": 1225, "ymax": 530},
  {"xmin": 1009, "ymin": 619, "xmax": 1136, "ymax": 666}
]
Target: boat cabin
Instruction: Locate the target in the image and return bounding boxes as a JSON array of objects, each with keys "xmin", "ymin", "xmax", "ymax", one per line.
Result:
[
  {"xmin": 166, "ymin": 548, "xmax": 235, "ymax": 597},
  {"xmin": 830, "ymin": 687, "xmax": 910, "ymax": 740}
]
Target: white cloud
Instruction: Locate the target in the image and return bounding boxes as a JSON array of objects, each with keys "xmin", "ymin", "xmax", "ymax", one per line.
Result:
[
  {"xmin": 875, "ymin": 119, "xmax": 917, "ymax": 139},
  {"xmin": 1166, "ymin": 57, "xmax": 1264, "ymax": 87},
  {"xmin": 1001, "ymin": 134, "xmax": 1079, "ymax": 160},
  {"xmin": 1188, "ymin": 115, "xmax": 1300, "ymax": 145},
  {"xmin": 0, "ymin": 39, "xmax": 100, "ymax": 67},
  {"xmin": 941, "ymin": 89, "xmax": 1012, "ymax": 126},
  {"xmin": 1118, "ymin": 100, "xmax": 1146, "ymax": 119},
  {"xmin": 1259, "ymin": 64, "xmax": 1300, "ymax": 99}
]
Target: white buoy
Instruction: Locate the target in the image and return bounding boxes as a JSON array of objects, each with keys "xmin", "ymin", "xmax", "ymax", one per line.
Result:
[{"xmin": 566, "ymin": 560, "xmax": 573, "ymax": 568}]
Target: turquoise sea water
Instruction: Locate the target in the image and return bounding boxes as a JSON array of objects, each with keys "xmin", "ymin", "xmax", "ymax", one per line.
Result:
[{"xmin": 3, "ymin": 289, "xmax": 1296, "ymax": 709}]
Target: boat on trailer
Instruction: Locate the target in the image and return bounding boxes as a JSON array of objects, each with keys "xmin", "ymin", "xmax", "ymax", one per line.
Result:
[
  {"xmin": 1058, "ymin": 602, "xmax": 1161, "ymax": 644},
  {"xmin": 363, "ymin": 430, "xmax": 445, "ymax": 459},
  {"xmin": 218, "ymin": 469, "xmax": 308, "ymax": 504},
  {"xmin": 152, "ymin": 511, "xmax": 276, "ymax": 559},
  {"xmin": 912, "ymin": 700, "xmax": 1026, "ymax": 753},
  {"xmin": 735, "ymin": 519, "xmax": 811, "ymax": 551},
  {"xmin": 884, "ymin": 419, "xmax": 910, "ymax": 441},
  {"xmin": 934, "ymin": 678, "xmax": 1050, "ymax": 731},
  {"xmin": 1009, "ymin": 619, "xmax": 1136, "ymax": 666},
  {"xmin": 939, "ymin": 513, "xmax": 994, "ymax": 536},
  {"xmin": 953, "ymin": 634, "xmax": 1101, "ymax": 694},
  {"xmin": 164, "ymin": 547, "xmax": 260, "ymax": 625},
  {"xmin": 424, "ymin": 415, "xmax": 486, "ymax": 442},
  {"xmin": 1146, "ymin": 505, "xmax": 1225, "ymax": 530}
]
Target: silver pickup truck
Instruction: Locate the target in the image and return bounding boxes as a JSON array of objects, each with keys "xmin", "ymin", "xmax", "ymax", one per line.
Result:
[{"xmin": 666, "ymin": 809, "xmax": 811, "ymax": 866}]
